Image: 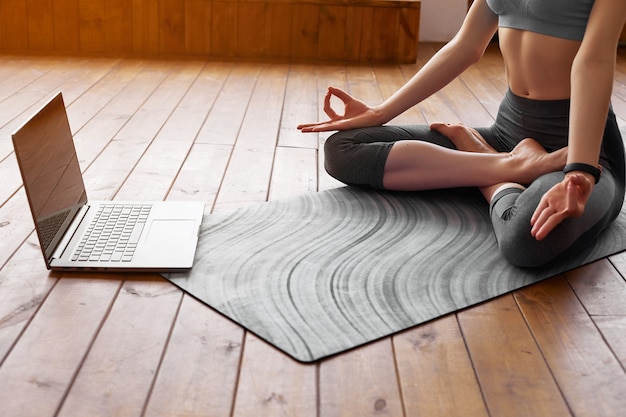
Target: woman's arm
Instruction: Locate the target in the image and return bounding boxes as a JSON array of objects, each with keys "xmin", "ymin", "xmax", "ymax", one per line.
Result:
[
  {"xmin": 568, "ymin": 0, "xmax": 626, "ymax": 170},
  {"xmin": 531, "ymin": 0, "xmax": 626, "ymax": 240},
  {"xmin": 298, "ymin": 0, "xmax": 498, "ymax": 132},
  {"xmin": 376, "ymin": 0, "xmax": 499, "ymax": 123}
]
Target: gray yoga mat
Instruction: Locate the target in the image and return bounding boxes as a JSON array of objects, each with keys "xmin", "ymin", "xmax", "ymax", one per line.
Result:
[{"xmin": 164, "ymin": 186, "xmax": 626, "ymax": 362}]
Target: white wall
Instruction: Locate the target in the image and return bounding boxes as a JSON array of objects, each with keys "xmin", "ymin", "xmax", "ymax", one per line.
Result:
[{"xmin": 419, "ymin": 0, "xmax": 467, "ymax": 42}]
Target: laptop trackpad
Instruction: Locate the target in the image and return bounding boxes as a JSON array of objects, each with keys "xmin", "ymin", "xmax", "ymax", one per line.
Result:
[{"xmin": 144, "ymin": 219, "xmax": 198, "ymax": 259}]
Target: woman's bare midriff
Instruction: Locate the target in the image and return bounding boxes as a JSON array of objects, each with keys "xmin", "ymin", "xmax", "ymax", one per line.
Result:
[{"xmin": 498, "ymin": 28, "xmax": 582, "ymax": 100}]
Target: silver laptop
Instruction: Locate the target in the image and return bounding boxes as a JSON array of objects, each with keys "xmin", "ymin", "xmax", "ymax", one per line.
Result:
[{"xmin": 12, "ymin": 92, "xmax": 205, "ymax": 271}]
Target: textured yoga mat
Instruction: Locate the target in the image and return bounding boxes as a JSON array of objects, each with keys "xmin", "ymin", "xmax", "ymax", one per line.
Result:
[{"xmin": 164, "ymin": 186, "xmax": 626, "ymax": 362}]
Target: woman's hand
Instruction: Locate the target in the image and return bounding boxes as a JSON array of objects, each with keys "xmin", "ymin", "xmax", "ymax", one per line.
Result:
[
  {"xmin": 297, "ymin": 87, "xmax": 385, "ymax": 132},
  {"xmin": 530, "ymin": 172, "xmax": 595, "ymax": 240}
]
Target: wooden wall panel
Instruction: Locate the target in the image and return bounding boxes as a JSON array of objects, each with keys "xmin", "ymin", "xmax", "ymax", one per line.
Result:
[
  {"xmin": 0, "ymin": 0, "xmax": 28, "ymax": 50},
  {"xmin": 132, "ymin": 0, "xmax": 159, "ymax": 54},
  {"xmin": 211, "ymin": 2, "xmax": 238, "ymax": 57},
  {"xmin": 106, "ymin": 0, "xmax": 133, "ymax": 53},
  {"xmin": 0, "ymin": 0, "xmax": 421, "ymax": 63},
  {"xmin": 160, "ymin": 0, "xmax": 186, "ymax": 54},
  {"xmin": 185, "ymin": 0, "xmax": 212, "ymax": 55},
  {"xmin": 78, "ymin": 0, "xmax": 106, "ymax": 52},
  {"xmin": 27, "ymin": 0, "xmax": 55, "ymax": 51},
  {"xmin": 396, "ymin": 7, "xmax": 419, "ymax": 62},
  {"xmin": 53, "ymin": 0, "xmax": 80, "ymax": 52},
  {"xmin": 238, "ymin": 2, "xmax": 269, "ymax": 58},
  {"xmin": 344, "ymin": 7, "xmax": 364, "ymax": 62},
  {"xmin": 363, "ymin": 7, "xmax": 397, "ymax": 62},
  {"xmin": 318, "ymin": 6, "xmax": 348, "ymax": 61},
  {"xmin": 267, "ymin": 3, "xmax": 292, "ymax": 59},
  {"xmin": 291, "ymin": 4, "xmax": 320, "ymax": 60}
]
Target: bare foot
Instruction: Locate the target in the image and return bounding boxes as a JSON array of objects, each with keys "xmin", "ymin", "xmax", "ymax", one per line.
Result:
[
  {"xmin": 432, "ymin": 122, "xmax": 568, "ymax": 183},
  {"xmin": 430, "ymin": 122, "xmax": 496, "ymax": 153},
  {"xmin": 510, "ymin": 139, "xmax": 568, "ymax": 183}
]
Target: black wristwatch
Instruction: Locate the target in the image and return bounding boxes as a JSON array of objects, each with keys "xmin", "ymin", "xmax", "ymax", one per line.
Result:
[{"xmin": 563, "ymin": 163, "xmax": 602, "ymax": 184}]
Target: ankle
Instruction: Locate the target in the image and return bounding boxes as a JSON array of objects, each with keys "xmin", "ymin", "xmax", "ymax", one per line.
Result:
[{"xmin": 481, "ymin": 182, "xmax": 525, "ymax": 202}]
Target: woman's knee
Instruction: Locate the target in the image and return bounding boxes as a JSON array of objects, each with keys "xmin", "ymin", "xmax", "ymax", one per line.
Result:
[
  {"xmin": 496, "ymin": 224, "xmax": 555, "ymax": 268},
  {"xmin": 490, "ymin": 180, "xmax": 562, "ymax": 267},
  {"xmin": 494, "ymin": 197, "xmax": 616, "ymax": 268},
  {"xmin": 323, "ymin": 132, "xmax": 353, "ymax": 183},
  {"xmin": 323, "ymin": 130, "xmax": 390, "ymax": 188},
  {"xmin": 491, "ymin": 206, "xmax": 544, "ymax": 267}
]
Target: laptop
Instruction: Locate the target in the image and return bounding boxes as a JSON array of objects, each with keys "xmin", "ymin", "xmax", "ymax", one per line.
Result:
[{"xmin": 12, "ymin": 92, "xmax": 205, "ymax": 272}]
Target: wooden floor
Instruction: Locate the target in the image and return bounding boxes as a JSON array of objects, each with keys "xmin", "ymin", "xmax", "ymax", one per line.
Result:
[{"xmin": 0, "ymin": 44, "xmax": 625, "ymax": 417}]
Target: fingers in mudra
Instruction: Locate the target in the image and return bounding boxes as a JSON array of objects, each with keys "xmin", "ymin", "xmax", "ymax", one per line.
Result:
[{"xmin": 530, "ymin": 174, "xmax": 592, "ymax": 240}]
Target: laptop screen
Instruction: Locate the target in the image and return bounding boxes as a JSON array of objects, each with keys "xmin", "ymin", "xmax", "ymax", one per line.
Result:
[{"xmin": 12, "ymin": 93, "xmax": 88, "ymax": 260}]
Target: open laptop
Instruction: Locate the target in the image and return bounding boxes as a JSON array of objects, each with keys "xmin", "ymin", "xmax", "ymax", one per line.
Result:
[{"xmin": 12, "ymin": 92, "xmax": 205, "ymax": 272}]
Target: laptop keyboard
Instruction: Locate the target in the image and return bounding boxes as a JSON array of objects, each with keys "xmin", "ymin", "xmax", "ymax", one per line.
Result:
[
  {"xmin": 38, "ymin": 209, "xmax": 71, "ymax": 250},
  {"xmin": 72, "ymin": 204, "xmax": 152, "ymax": 262}
]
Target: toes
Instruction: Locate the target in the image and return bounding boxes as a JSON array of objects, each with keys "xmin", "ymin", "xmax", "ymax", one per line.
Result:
[
  {"xmin": 429, "ymin": 122, "xmax": 448, "ymax": 133},
  {"xmin": 430, "ymin": 123, "xmax": 467, "ymax": 138}
]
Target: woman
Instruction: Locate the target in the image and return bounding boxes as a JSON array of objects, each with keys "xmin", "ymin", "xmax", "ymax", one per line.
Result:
[{"xmin": 298, "ymin": 0, "xmax": 626, "ymax": 267}]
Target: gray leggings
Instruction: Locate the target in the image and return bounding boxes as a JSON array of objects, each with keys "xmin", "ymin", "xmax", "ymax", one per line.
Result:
[{"xmin": 324, "ymin": 90, "xmax": 625, "ymax": 267}]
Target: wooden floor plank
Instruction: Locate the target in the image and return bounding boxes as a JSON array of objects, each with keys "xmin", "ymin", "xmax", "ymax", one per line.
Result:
[
  {"xmin": 393, "ymin": 315, "xmax": 489, "ymax": 417},
  {"xmin": 166, "ymin": 143, "xmax": 232, "ymax": 205},
  {"xmin": 56, "ymin": 279, "xmax": 182, "ymax": 417},
  {"xmin": 458, "ymin": 295, "xmax": 573, "ymax": 417},
  {"xmin": 194, "ymin": 63, "xmax": 257, "ymax": 146},
  {"xmin": 0, "ymin": 276, "xmax": 121, "ymax": 417},
  {"xmin": 278, "ymin": 63, "xmax": 320, "ymax": 150},
  {"xmin": 566, "ymin": 258, "xmax": 626, "ymax": 371},
  {"xmin": 0, "ymin": 57, "xmax": 114, "ymax": 159},
  {"xmin": 45, "ymin": 57, "xmax": 119, "ymax": 106},
  {"xmin": 213, "ymin": 64, "xmax": 288, "ymax": 211},
  {"xmin": 81, "ymin": 62, "xmax": 199, "ymax": 201},
  {"xmin": 143, "ymin": 295, "xmax": 244, "ymax": 417},
  {"xmin": 147, "ymin": 61, "xmax": 228, "ymax": 145},
  {"xmin": 565, "ymin": 260, "xmax": 626, "ymax": 316},
  {"xmin": 0, "ymin": 188, "xmax": 46, "ymax": 267},
  {"xmin": 115, "ymin": 62, "xmax": 224, "ymax": 201},
  {"xmin": 515, "ymin": 276, "xmax": 626, "ymax": 417},
  {"xmin": 108, "ymin": 61, "xmax": 203, "ymax": 146},
  {"xmin": 66, "ymin": 58, "xmax": 147, "ymax": 135},
  {"xmin": 609, "ymin": 250, "xmax": 626, "ymax": 279},
  {"xmin": 0, "ymin": 56, "xmax": 54, "ymax": 119},
  {"xmin": 0, "ymin": 153, "xmax": 23, "ymax": 206},
  {"xmin": 319, "ymin": 339, "xmax": 404, "ymax": 417},
  {"xmin": 594, "ymin": 316, "xmax": 626, "ymax": 368},
  {"xmin": 269, "ymin": 147, "xmax": 318, "ymax": 200},
  {"xmin": 71, "ymin": 60, "xmax": 173, "ymax": 167},
  {"xmin": 232, "ymin": 335, "xmax": 318, "ymax": 417},
  {"xmin": 0, "ymin": 235, "xmax": 59, "ymax": 361},
  {"xmin": 346, "ymin": 65, "xmax": 380, "ymax": 106}
]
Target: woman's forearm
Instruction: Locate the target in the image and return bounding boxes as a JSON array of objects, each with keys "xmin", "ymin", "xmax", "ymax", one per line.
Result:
[
  {"xmin": 568, "ymin": 56, "xmax": 614, "ymax": 167},
  {"xmin": 375, "ymin": 0, "xmax": 498, "ymax": 123}
]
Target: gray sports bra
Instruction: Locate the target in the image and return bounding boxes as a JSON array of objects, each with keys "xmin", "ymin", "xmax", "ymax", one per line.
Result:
[{"xmin": 485, "ymin": 0, "xmax": 595, "ymax": 41}]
